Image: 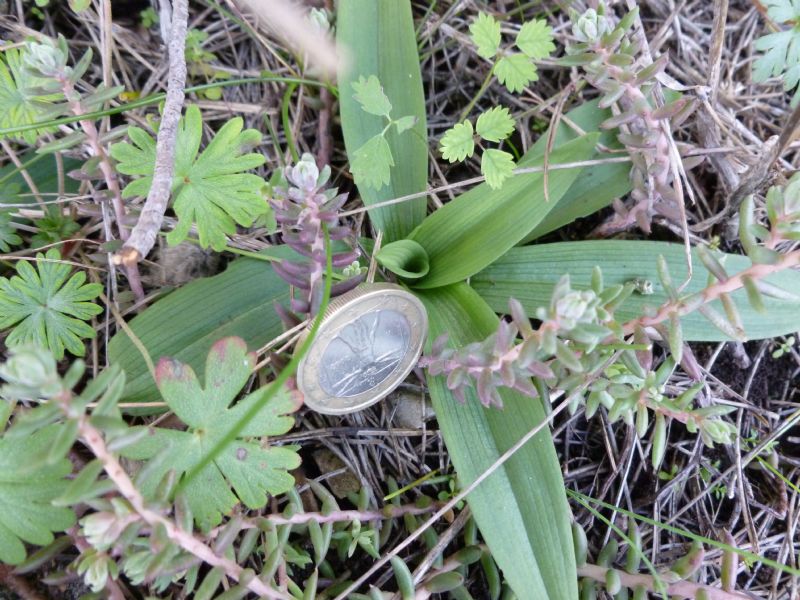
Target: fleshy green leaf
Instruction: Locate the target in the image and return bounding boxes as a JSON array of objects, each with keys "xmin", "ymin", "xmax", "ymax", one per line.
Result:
[
  {"xmin": 515, "ymin": 19, "xmax": 555, "ymax": 60},
  {"xmin": 417, "ymin": 283, "xmax": 577, "ymax": 600},
  {"xmin": 410, "ymin": 134, "xmax": 598, "ymax": 289},
  {"xmin": 350, "ymin": 133, "xmax": 394, "ymax": 190},
  {"xmin": 440, "ymin": 120, "xmax": 475, "ymax": 162},
  {"xmin": 470, "ymin": 12, "xmax": 502, "ymax": 59},
  {"xmin": 475, "ymin": 106, "xmax": 515, "ymax": 142},
  {"xmin": 481, "ymin": 149, "xmax": 515, "ymax": 189},
  {"xmin": 338, "ymin": 0, "xmax": 428, "ymax": 241},
  {"xmin": 109, "ymin": 105, "xmax": 268, "ymax": 251},
  {"xmin": 472, "ymin": 240, "xmax": 800, "ymax": 341},
  {"xmin": 494, "ymin": 54, "xmax": 538, "ymax": 93},
  {"xmin": 119, "ymin": 337, "xmax": 301, "ymax": 531},
  {"xmin": 0, "ymin": 249, "xmax": 103, "ymax": 359},
  {"xmin": 0, "ymin": 425, "xmax": 76, "ymax": 564},
  {"xmin": 352, "ymin": 75, "xmax": 393, "ymax": 118}
]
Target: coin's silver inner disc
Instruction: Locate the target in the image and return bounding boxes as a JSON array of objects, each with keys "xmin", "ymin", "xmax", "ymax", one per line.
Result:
[{"xmin": 318, "ymin": 309, "xmax": 410, "ymax": 397}]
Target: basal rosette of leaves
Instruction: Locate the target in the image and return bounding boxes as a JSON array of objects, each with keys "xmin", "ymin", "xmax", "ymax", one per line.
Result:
[{"xmin": 110, "ymin": 105, "xmax": 270, "ymax": 251}]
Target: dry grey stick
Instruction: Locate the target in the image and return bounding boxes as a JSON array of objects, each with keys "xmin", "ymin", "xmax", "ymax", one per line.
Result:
[{"xmin": 116, "ymin": 0, "xmax": 188, "ymax": 268}]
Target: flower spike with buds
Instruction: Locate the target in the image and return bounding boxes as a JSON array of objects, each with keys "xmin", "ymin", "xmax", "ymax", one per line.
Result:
[{"xmin": 269, "ymin": 153, "xmax": 363, "ymax": 316}]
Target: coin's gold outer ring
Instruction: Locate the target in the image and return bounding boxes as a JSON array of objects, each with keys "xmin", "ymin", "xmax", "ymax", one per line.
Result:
[{"xmin": 296, "ymin": 283, "xmax": 428, "ymax": 415}]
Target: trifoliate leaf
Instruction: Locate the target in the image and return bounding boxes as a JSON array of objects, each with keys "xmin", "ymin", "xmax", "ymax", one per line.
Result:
[
  {"xmin": 481, "ymin": 149, "xmax": 515, "ymax": 190},
  {"xmin": 350, "ymin": 133, "xmax": 394, "ymax": 190},
  {"xmin": 0, "ymin": 48, "xmax": 61, "ymax": 144},
  {"xmin": 470, "ymin": 12, "xmax": 502, "ymax": 59},
  {"xmin": 440, "ymin": 120, "xmax": 475, "ymax": 162},
  {"xmin": 494, "ymin": 54, "xmax": 538, "ymax": 93},
  {"xmin": 475, "ymin": 106, "xmax": 515, "ymax": 142},
  {"xmin": 119, "ymin": 337, "xmax": 301, "ymax": 532},
  {"xmin": 352, "ymin": 75, "xmax": 393, "ymax": 118},
  {"xmin": 516, "ymin": 19, "xmax": 555, "ymax": 60},
  {"xmin": 0, "ymin": 424, "xmax": 76, "ymax": 564},
  {"xmin": 0, "ymin": 211, "xmax": 22, "ymax": 252},
  {"xmin": 0, "ymin": 249, "xmax": 103, "ymax": 359},
  {"xmin": 110, "ymin": 105, "xmax": 268, "ymax": 251},
  {"xmin": 394, "ymin": 115, "xmax": 417, "ymax": 134}
]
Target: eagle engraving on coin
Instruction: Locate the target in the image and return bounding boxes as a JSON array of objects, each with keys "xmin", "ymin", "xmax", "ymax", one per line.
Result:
[{"xmin": 319, "ymin": 309, "xmax": 411, "ymax": 397}]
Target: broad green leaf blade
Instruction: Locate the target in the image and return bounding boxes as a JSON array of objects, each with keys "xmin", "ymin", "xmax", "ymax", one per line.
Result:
[
  {"xmin": 108, "ymin": 251, "xmax": 292, "ymax": 407},
  {"xmin": 375, "ymin": 239, "xmax": 429, "ymax": 279},
  {"xmin": 520, "ymin": 100, "xmax": 631, "ymax": 244},
  {"xmin": 472, "ymin": 240, "xmax": 800, "ymax": 341},
  {"xmin": 338, "ymin": 0, "xmax": 428, "ymax": 242},
  {"xmin": 417, "ymin": 283, "xmax": 576, "ymax": 600},
  {"xmin": 410, "ymin": 134, "xmax": 598, "ymax": 289}
]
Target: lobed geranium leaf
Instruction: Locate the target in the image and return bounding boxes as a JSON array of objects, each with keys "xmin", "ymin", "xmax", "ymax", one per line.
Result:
[
  {"xmin": 494, "ymin": 54, "xmax": 538, "ymax": 93},
  {"xmin": 0, "ymin": 211, "xmax": 22, "ymax": 252},
  {"xmin": 110, "ymin": 105, "xmax": 269, "ymax": 251},
  {"xmin": 515, "ymin": 19, "xmax": 555, "ymax": 60},
  {"xmin": 0, "ymin": 48, "xmax": 61, "ymax": 144},
  {"xmin": 0, "ymin": 248, "xmax": 103, "ymax": 359},
  {"xmin": 470, "ymin": 12, "xmax": 502, "ymax": 59},
  {"xmin": 475, "ymin": 106, "xmax": 515, "ymax": 142},
  {"xmin": 440, "ymin": 120, "xmax": 475, "ymax": 162},
  {"xmin": 352, "ymin": 75, "xmax": 393, "ymax": 118},
  {"xmin": 118, "ymin": 337, "xmax": 301, "ymax": 531},
  {"xmin": 0, "ymin": 424, "xmax": 76, "ymax": 564},
  {"xmin": 481, "ymin": 149, "xmax": 515, "ymax": 189}
]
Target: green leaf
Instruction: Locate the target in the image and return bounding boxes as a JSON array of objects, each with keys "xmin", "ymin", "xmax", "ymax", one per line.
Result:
[
  {"xmin": 515, "ymin": 19, "xmax": 555, "ymax": 60},
  {"xmin": 519, "ymin": 100, "xmax": 631, "ymax": 244},
  {"xmin": 393, "ymin": 115, "xmax": 417, "ymax": 134},
  {"xmin": 475, "ymin": 106, "xmax": 515, "ymax": 142},
  {"xmin": 109, "ymin": 105, "xmax": 268, "ymax": 251},
  {"xmin": 352, "ymin": 75, "xmax": 393, "ymax": 118},
  {"xmin": 0, "ymin": 425, "xmax": 76, "ymax": 564},
  {"xmin": 417, "ymin": 283, "xmax": 576, "ymax": 600},
  {"xmin": 440, "ymin": 120, "xmax": 475, "ymax": 162},
  {"xmin": 350, "ymin": 133, "xmax": 394, "ymax": 190},
  {"xmin": 494, "ymin": 54, "xmax": 538, "ymax": 93},
  {"xmin": 108, "ymin": 249, "xmax": 295, "ymax": 406},
  {"xmin": 375, "ymin": 239, "xmax": 429, "ymax": 279},
  {"xmin": 409, "ymin": 134, "xmax": 598, "ymax": 289},
  {"xmin": 481, "ymin": 149, "xmax": 515, "ymax": 189},
  {"xmin": 0, "ymin": 211, "xmax": 21, "ymax": 252},
  {"xmin": 0, "ymin": 249, "xmax": 103, "ymax": 359},
  {"xmin": 470, "ymin": 12, "xmax": 502, "ymax": 59},
  {"xmin": 472, "ymin": 240, "xmax": 800, "ymax": 341},
  {"xmin": 0, "ymin": 48, "xmax": 61, "ymax": 144},
  {"xmin": 119, "ymin": 337, "xmax": 301, "ymax": 532},
  {"xmin": 338, "ymin": 0, "xmax": 428, "ymax": 241}
]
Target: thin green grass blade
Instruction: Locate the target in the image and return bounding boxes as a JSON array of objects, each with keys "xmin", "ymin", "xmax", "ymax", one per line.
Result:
[
  {"xmin": 417, "ymin": 283, "xmax": 577, "ymax": 600},
  {"xmin": 337, "ymin": 0, "xmax": 428, "ymax": 242},
  {"xmin": 472, "ymin": 240, "xmax": 800, "ymax": 341},
  {"xmin": 410, "ymin": 134, "xmax": 598, "ymax": 289},
  {"xmin": 107, "ymin": 251, "xmax": 292, "ymax": 407}
]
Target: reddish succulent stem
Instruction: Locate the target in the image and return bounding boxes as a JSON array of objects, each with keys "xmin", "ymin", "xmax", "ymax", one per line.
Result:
[
  {"xmin": 623, "ymin": 249, "xmax": 800, "ymax": 335},
  {"xmin": 56, "ymin": 76, "xmax": 145, "ymax": 301},
  {"xmin": 578, "ymin": 563, "xmax": 750, "ymax": 599}
]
